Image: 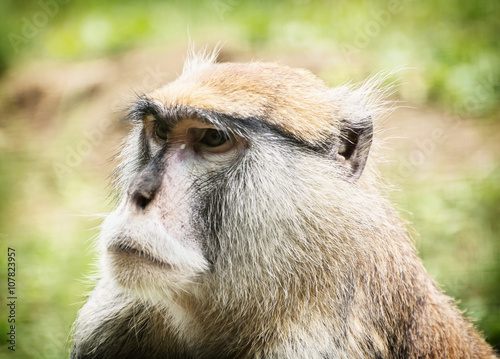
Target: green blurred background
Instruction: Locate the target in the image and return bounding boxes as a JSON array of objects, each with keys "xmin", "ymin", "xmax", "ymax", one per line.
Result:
[{"xmin": 0, "ymin": 0, "xmax": 499, "ymax": 357}]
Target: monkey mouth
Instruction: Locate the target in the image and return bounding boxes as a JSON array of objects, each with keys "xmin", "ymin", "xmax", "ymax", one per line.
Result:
[{"xmin": 109, "ymin": 243, "xmax": 172, "ymax": 268}]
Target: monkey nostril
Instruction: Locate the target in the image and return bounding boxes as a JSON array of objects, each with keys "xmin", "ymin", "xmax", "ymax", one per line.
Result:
[
  {"xmin": 127, "ymin": 166, "xmax": 163, "ymax": 211},
  {"xmin": 131, "ymin": 189, "xmax": 155, "ymax": 210}
]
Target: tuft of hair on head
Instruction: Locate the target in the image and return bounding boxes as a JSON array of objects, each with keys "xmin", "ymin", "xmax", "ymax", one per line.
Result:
[
  {"xmin": 357, "ymin": 68, "xmax": 401, "ymax": 119},
  {"xmin": 182, "ymin": 43, "xmax": 223, "ymax": 77},
  {"xmin": 331, "ymin": 69, "xmax": 400, "ymax": 127}
]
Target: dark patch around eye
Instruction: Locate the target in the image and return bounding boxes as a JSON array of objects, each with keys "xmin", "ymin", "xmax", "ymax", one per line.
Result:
[{"xmin": 138, "ymin": 127, "xmax": 152, "ymax": 169}]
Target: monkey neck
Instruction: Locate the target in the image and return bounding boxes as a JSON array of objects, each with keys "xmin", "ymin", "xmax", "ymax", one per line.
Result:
[
  {"xmin": 76, "ymin": 236, "xmax": 495, "ymax": 359},
  {"xmin": 167, "ymin": 214, "xmax": 495, "ymax": 358}
]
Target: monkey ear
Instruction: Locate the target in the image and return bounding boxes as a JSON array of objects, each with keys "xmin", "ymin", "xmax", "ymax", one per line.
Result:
[{"xmin": 331, "ymin": 117, "xmax": 373, "ymax": 180}]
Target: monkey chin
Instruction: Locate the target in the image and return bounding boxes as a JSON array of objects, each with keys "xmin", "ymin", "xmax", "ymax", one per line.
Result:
[
  {"xmin": 104, "ymin": 243, "xmax": 208, "ymax": 304},
  {"xmin": 100, "ymin": 210, "xmax": 209, "ymax": 303}
]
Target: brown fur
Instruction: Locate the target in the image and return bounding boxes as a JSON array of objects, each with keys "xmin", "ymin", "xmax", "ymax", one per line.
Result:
[{"xmin": 148, "ymin": 62, "xmax": 341, "ymax": 145}]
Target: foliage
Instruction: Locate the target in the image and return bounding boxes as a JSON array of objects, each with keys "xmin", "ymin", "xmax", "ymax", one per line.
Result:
[{"xmin": 2, "ymin": 0, "xmax": 499, "ymax": 117}]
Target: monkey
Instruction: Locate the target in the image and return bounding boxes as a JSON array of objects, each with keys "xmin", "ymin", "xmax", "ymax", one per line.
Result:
[{"xmin": 71, "ymin": 50, "xmax": 498, "ymax": 359}]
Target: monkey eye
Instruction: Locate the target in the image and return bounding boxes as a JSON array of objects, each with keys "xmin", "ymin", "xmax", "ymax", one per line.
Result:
[
  {"xmin": 190, "ymin": 128, "xmax": 235, "ymax": 154},
  {"xmin": 199, "ymin": 129, "xmax": 229, "ymax": 147},
  {"xmin": 154, "ymin": 123, "xmax": 169, "ymax": 141}
]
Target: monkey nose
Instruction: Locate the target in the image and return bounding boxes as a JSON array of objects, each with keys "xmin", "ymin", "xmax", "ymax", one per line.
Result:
[{"xmin": 127, "ymin": 174, "xmax": 161, "ymax": 211}]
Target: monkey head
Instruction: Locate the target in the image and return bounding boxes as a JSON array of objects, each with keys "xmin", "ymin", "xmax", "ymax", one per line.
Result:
[{"xmin": 100, "ymin": 57, "xmax": 376, "ymax": 309}]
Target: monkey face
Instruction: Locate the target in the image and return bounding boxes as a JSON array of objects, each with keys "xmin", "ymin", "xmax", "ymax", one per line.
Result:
[
  {"xmin": 100, "ymin": 61, "xmax": 374, "ymax": 304},
  {"xmin": 101, "ymin": 117, "xmax": 245, "ymax": 301}
]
